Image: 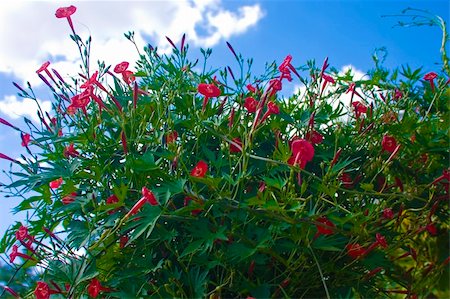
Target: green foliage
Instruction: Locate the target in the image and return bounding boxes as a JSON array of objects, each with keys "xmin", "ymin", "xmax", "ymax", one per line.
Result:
[{"xmin": 1, "ymin": 6, "xmax": 449, "ymax": 299}]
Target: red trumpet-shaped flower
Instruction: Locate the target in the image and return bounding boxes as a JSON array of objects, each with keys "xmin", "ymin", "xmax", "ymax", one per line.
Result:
[
  {"xmin": 127, "ymin": 187, "xmax": 159, "ymax": 217},
  {"xmin": 63, "ymin": 143, "xmax": 80, "ymax": 158},
  {"xmin": 198, "ymin": 83, "xmax": 221, "ymax": 111},
  {"xmin": 62, "ymin": 192, "xmax": 77, "ymax": 205},
  {"xmin": 55, "ymin": 5, "xmax": 77, "ymax": 34},
  {"xmin": 15, "ymin": 225, "xmax": 31, "ymax": 241},
  {"xmin": 21, "ymin": 133, "xmax": 31, "ymax": 147},
  {"xmin": 305, "ymin": 130, "xmax": 324, "ymax": 145},
  {"xmin": 314, "ymin": 217, "xmax": 335, "ymax": 237},
  {"xmin": 423, "ymin": 72, "xmax": 438, "ymax": 92},
  {"xmin": 9, "ymin": 244, "xmax": 35, "ymax": 263},
  {"xmin": 229, "ymin": 138, "xmax": 243, "ymax": 153},
  {"xmin": 244, "ymin": 97, "xmax": 258, "ymax": 113},
  {"xmin": 259, "ymin": 101, "xmax": 280, "ymax": 124},
  {"xmin": 287, "ymin": 138, "xmax": 314, "ymax": 169},
  {"xmin": 113, "ymin": 61, "xmax": 129, "ymax": 74},
  {"xmin": 351, "ymin": 101, "xmax": 367, "ymax": 119},
  {"xmin": 381, "ymin": 135, "xmax": 397, "ymax": 153},
  {"xmin": 346, "ymin": 243, "xmax": 366, "ymax": 259},
  {"xmin": 191, "ymin": 160, "xmax": 208, "ymax": 178},
  {"xmin": 49, "ymin": 177, "xmax": 63, "ymax": 189},
  {"xmin": 166, "ymin": 131, "xmax": 178, "ymax": 144},
  {"xmin": 34, "ymin": 282, "xmax": 50, "ymax": 299},
  {"xmin": 87, "ymin": 278, "xmax": 110, "ymax": 298}
]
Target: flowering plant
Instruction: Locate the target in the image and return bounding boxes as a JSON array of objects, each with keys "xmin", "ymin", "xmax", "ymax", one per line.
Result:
[{"xmin": 0, "ymin": 5, "xmax": 449, "ymax": 298}]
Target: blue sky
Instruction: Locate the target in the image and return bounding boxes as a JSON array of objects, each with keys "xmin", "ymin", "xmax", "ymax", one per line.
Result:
[{"xmin": 0, "ymin": 0, "xmax": 448, "ymax": 236}]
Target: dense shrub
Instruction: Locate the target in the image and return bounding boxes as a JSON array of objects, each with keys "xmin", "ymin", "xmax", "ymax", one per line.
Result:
[{"xmin": 1, "ymin": 5, "xmax": 449, "ymax": 299}]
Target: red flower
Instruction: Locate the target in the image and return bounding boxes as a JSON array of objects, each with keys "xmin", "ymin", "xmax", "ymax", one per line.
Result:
[
  {"xmin": 34, "ymin": 281, "xmax": 50, "ymax": 299},
  {"xmin": 230, "ymin": 138, "xmax": 243, "ymax": 153},
  {"xmin": 259, "ymin": 101, "xmax": 280, "ymax": 124},
  {"xmin": 70, "ymin": 92, "xmax": 90, "ymax": 109},
  {"xmin": 166, "ymin": 131, "xmax": 178, "ymax": 144},
  {"xmin": 21, "ymin": 133, "xmax": 31, "ymax": 147},
  {"xmin": 63, "ymin": 143, "xmax": 80, "ymax": 158},
  {"xmin": 49, "ymin": 177, "xmax": 63, "ymax": 189},
  {"xmin": 340, "ymin": 173, "xmax": 353, "ymax": 189},
  {"xmin": 322, "ymin": 73, "xmax": 335, "ymax": 84},
  {"xmin": 375, "ymin": 233, "xmax": 388, "ymax": 248},
  {"xmin": 9, "ymin": 244, "xmax": 34, "ymax": 263},
  {"xmin": 62, "ymin": 192, "xmax": 77, "ymax": 205},
  {"xmin": 287, "ymin": 139, "xmax": 314, "ymax": 169},
  {"xmin": 426, "ymin": 223, "xmax": 438, "ymax": 236},
  {"xmin": 87, "ymin": 278, "xmax": 109, "ymax": 298},
  {"xmin": 244, "ymin": 97, "xmax": 258, "ymax": 113},
  {"xmin": 142, "ymin": 186, "xmax": 158, "ymax": 206},
  {"xmin": 106, "ymin": 194, "xmax": 120, "ymax": 214},
  {"xmin": 423, "ymin": 72, "xmax": 438, "ymax": 92},
  {"xmin": 351, "ymin": 101, "xmax": 367, "ymax": 119},
  {"xmin": 191, "ymin": 160, "xmax": 208, "ymax": 178},
  {"xmin": 382, "ymin": 208, "xmax": 394, "ymax": 220},
  {"xmin": 113, "ymin": 61, "xmax": 129, "ymax": 74},
  {"xmin": 305, "ymin": 130, "xmax": 324, "ymax": 144},
  {"xmin": 246, "ymin": 84, "xmax": 256, "ymax": 93},
  {"xmin": 2, "ymin": 286, "xmax": 19, "ymax": 298},
  {"xmin": 381, "ymin": 135, "xmax": 397, "ymax": 153},
  {"xmin": 268, "ymin": 78, "xmax": 282, "ymax": 96},
  {"xmin": 122, "ymin": 70, "xmax": 135, "ymax": 85},
  {"xmin": 55, "ymin": 5, "xmax": 77, "ymax": 33},
  {"xmin": 36, "ymin": 61, "xmax": 53, "ymax": 80},
  {"xmin": 120, "ymin": 235, "xmax": 129, "ymax": 248},
  {"xmin": 315, "ymin": 217, "xmax": 335, "ymax": 236},
  {"xmin": 15, "ymin": 225, "xmax": 30, "ymax": 241},
  {"xmin": 346, "ymin": 243, "xmax": 366, "ymax": 259},
  {"xmin": 198, "ymin": 83, "xmax": 221, "ymax": 110}
]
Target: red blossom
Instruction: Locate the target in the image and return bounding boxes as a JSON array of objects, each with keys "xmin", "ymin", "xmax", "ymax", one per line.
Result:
[
  {"xmin": 55, "ymin": 5, "xmax": 77, "ymax": 34},
  {"xmin": 113, "ymin": 61, "xmax": 129, "ymax": 74},
  {"xmin": 62, "ymin": 192, "xmax": 77, "ymax": 205},
  {"xmin": 21, "ymin": 133, "xmax": 31, "ymax": 147},
  {"xmin": 63, "ymin": 143, "xmax": 80, "ymax": 158},
  {"xmin": 106, "ymin": 194, "xmax": 120, "ymax": 214},
  {"xmin": 340, "ymin": 173, "xmax": 353, "ymax": 189},
  {"xmin": 375, "ymin": 233, "xmax": 388, "ymax": 248},
  {"xmin": 346, "ymin": 243, "xmax": 366, "ymax": 259},
  {"xmin": 166, "ymin": 131, "xmax": 178, "ymax": 144},
  {"xmin": 9, "ymin": 244, "xmax": 34, "ymax": 263},
  {"xmin": 2, "ymin": 286, "xmax": 19, "ymax": 298},
  {"xmin": 426, "ymin": 223, "xmax": 438, "ymax": 236},
  {"xmin": 246, "ymin": 84, "xmax": 256, "ymax": 93},
  {"xmin": 287, "ymin": 138, "xmax": 314, "ymax": 169},
  {"xmin": 305, "ymin": 130, "xmax": 324, "ymax": 144},
  {"xmin": 351, "ymin": 101, "xmax": 367, "ymax": 118},
  {"xmin": 87, "ymin": 278, "xmax": 109, "ymax": 298},
  {"xmin": 15, "ymin": 225, "xmax": 30, "ymax": 241},
  {"xmin": 70, "ymin": 92, "xmax": 90, "ymax": 109},
  {"xmin": 268, "ymin": 78, "xmax": 282, "ymax": 96},
  {"xmin": 244, "ymin": 97, "xmax": 258, "ymax": 113},
  {"xmin": 142, "ymin": 186, "xmax": 158, "ymax": 206},
  {"xmin": 191, "ymin": 160, "xmax": 208, "ymax": 178},
  {"xmin": 198, "ymin": 83, "xmax": 221, "ymax": 111},
  {"xmin": 230, "ymin": 138, "xmax": 243, "ymax": 153},
  {"xmin": 259, "ymin": 101, "xmax": 280, "ymax": 124},
  {"xmin": 423, "ymin": 72, "xmax": 438, "ymax": 92},
  {"xmin": 382, "ymin": 208, "xmax": 394, "ymax": 220},
  {"xmin": 120, "ymin": 235, "xmax": 129, "ymax": 248},
  {"xmin": 122, "ymin": 70, "xmax": 135, "ymax": 85},
  {"xmin": 34, "ymin": 282, "xmax": 50, "ymax": 299},
  {"xmin": 381, "ymin": 135, "xmax": 397, "ymax": 153},
  {"xmin": 49, "ymin": 177, "xmax": 63, "ymax": 189},
  {"xmin": 315, "ymin": 217, "xmax": 335, "ymax": 236}
]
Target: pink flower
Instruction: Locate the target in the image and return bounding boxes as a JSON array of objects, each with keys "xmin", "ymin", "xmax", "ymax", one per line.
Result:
[
  {"xmin": 49, "ymin": 177, "xmax": 63, "ymax": 189},
  {"xmin": 287, "ymin": 139, "xmax": 314, "ymax": 169},
  {"xmin": 21, "ymin": 133, "xmax": 31, "ymax": 147},
  {"xmin": 381, "ymin": 135, "xmax": 397, "ymax": 153},
  {"xmin": 190, "ymin": 160, "xmax": 208, "ymax": 178}
]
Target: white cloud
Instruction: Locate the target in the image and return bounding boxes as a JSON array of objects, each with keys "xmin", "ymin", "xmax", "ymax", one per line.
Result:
[
  {"xmin": 0, "ymin": 95, "xmax": 52, "ymax": 123},
  {"xmin": 0, "ymin": 1, "xmax": 264, "ymax": 86}
]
